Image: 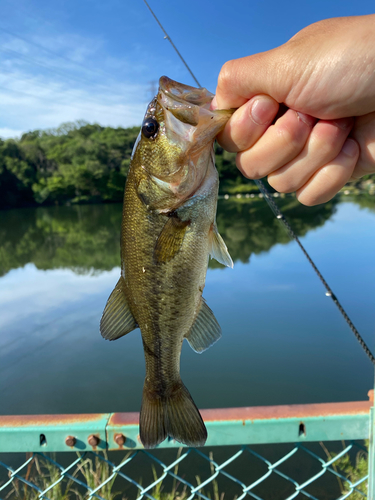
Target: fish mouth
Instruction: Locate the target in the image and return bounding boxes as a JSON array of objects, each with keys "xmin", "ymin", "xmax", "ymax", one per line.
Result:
[
  {"xmin": 159, "ymin": 76, "xmax": 213, "ymax": 123},
  {"xmin": 157, "ymin": 76, "xmax": 233, "ymax": 142},
  {"xmin": 146, "ymin": 76, "xmax": 233, "ymax": 205}
]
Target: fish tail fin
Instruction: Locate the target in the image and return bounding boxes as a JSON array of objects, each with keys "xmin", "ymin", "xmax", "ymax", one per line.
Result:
[{"xmin": 140, "ymin": 381, "xmax": 207, "ymax": 449}]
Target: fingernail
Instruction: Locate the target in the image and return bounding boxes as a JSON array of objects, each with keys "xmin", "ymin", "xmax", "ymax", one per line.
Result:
[
  {"xmin": 250, "ymin": 97, "xmax": 277, "ymax": 125},
  {"xmin": 296, "ymin": 112, "xmax": 316, "ymax": 127},
  {"xmin": 332, "ymin": 117, "xmax": 353, "ymax": 129},
  {"xmin": 210, "ymin": 96, "xmax": 218, "ymax": 110},
  {"xmin": 342, "ymin": 138, "xmax": 358, "ymax": 157}
]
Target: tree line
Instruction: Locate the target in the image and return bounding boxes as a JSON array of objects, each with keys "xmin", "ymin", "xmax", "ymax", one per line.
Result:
[{"xmin": 0, "ymin": 121, "xmax": 246, "ymax": 209}]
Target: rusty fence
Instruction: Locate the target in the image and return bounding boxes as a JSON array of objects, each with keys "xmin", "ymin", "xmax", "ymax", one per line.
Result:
[{"xmin": 0, "ymin": 392, "xmax": 374, "ymax": 500}]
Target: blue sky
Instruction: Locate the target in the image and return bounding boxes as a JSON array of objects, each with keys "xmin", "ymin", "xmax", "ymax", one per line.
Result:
[{"xmin": 0, "ymin": 0, "xmax": 374, "ymax": 138}]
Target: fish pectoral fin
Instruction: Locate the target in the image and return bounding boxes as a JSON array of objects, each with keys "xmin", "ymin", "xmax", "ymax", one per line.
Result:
[
  {"xmin": 154, "ymin": 215, "xmax": 190, "ymax": 264},
  {"xmin": 185, "ymin": 298, "xmax": 222, "ymax": 353},
  {"xmin": 100, "ymin": 277, "xmax": 137, "ymax": 341},
  {"xmin": 208, "ymin": 222, "xmax": 233, "ymax": 268}
]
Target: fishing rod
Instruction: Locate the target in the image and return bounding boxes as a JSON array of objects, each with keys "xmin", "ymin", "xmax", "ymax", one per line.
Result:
[{"xmin": 142, "ymin": 0, "xmax": 375, "ymax": 366}]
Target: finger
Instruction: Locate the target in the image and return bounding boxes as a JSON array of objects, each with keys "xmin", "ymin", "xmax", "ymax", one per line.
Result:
[
  {"xmin": 268, "ymin": 118, "xmax": 354, "ymax": 193},
  {"xmin": 236, "ymin": 109, "xmax": 316, "ymax": 179},
  {"xmin": 296, "ymin": 138, "xmax": 359, "ymax": 206},
  {"xmin": 215, "ymin": 50, "xmax": 291, "ymax": 110},
  {"xmin": 350, "ymin": 111, "xmax": 375, "ymax": 180},
  {"xmin": 216, "ymin": 95, "xmax": 279, "ymax": 153}
]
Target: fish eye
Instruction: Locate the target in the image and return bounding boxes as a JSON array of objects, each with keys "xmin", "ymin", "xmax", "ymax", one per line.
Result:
[{"xmin": 142, "ymin": 118, "xmax": 159, "ymax": 139}]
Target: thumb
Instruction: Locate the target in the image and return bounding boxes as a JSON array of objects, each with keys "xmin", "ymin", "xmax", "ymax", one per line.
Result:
[{"xmin": 214, "ymin": 49, "xmax": 292, "ymax": 110}]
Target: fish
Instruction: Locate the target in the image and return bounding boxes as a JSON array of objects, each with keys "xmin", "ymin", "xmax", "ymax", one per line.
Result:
[{"xmin": 100, "ymin": 76, "xmax": 233, "ymax": 449}]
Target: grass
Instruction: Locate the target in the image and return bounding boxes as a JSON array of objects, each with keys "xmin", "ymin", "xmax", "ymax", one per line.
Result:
[
  {"xmin": 4, "ymin": 453, "xmax": 79, "ymax": 500},
  {"xmin": 320, "ymin": 440, "xmax": 368, "ymax": 499},
  {"xmin": 2, "ymin": 449, "xmax": 230, "ymax": 500},
  {"xmin": 3, "ymin": 443, "xmax": 369, "ymax": 500}
]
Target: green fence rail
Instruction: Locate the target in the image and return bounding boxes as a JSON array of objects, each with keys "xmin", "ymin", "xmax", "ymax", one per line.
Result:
[{"xmin": 1, "ymin": 392, "xmax": 374, "ymax": 500}]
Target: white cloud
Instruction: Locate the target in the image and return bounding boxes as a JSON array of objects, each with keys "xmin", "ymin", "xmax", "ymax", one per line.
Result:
[
  {"xmin": 0, "ymin": 29, "xmax": 152, "ymax": 135},
  {"xmin": 0, "ymin": 71, "xmax": 148, "ymax": 134},
  {"xmin": 0, "ymin": 264, "xmax": 120, "ymax": 334},
  {"xmin": 0, "ymin": 127, "xmax": 24, "ymax": 139}
]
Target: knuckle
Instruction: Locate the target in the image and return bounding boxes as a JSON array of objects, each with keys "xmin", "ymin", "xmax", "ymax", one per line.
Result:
[
  {"xmin": 312, "ymin": 123, "xmax": 350, "ymax": 159},
  {"xmin": 296, "ymin": 191, "xmax": 319, "ymax": 207},
  {"xmin": 315, "ymin": 165, "xmax": 336, "ymax": 184},
  {"xmin": 351, "ymin": 159, "xmax": 372, "ymax": 179},
  {"xmin": 316, "ymin": 139, "xmax": 340, "ymax": 159},
  {"xmin": 236, "ymin": 153, "xmax": 262, "ymax": 179},
  {"xmin": 267, "ymin": 174, "xmax": 295, "ymax": 194},
  {"xmin": 217, "ymin": 60, "xmax": 237, "ymax": 91},
  {"xmin": 276, "ymin": 121, "xmax": 306, "ymax": 154}
]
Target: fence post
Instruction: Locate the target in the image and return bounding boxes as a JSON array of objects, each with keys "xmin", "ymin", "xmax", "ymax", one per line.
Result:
[{"xmin": 369, "ymin": 379, "xmax": 375, "ymax": 499}]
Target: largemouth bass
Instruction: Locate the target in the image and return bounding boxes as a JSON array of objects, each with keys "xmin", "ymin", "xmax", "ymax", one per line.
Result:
[{"xmin": 100, "ymin": 76, "xmax": 233, "ymax": 448}]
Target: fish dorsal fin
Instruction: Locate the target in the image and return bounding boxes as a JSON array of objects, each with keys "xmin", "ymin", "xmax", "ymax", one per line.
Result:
[
  {"xmin": 100, "ymin": 277, "xmax": 137, "ymax": 341},
  {"xmin": 185, "ymin": 298, "xmax": 222, "ymax": 353},
  {"xmin": 154, "ymin": 215, "xmax": 190, "ymax": 264},
  {"xmin": 208, "ymin": 222, "xmax": 233, "ymax": 268}
]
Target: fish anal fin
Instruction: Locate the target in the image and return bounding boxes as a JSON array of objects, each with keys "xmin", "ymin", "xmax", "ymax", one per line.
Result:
[
  {"xmin": 100, "ymin": 277, "xmax": 137, "ymax": 341},
  {"xmin": 208, "ymin": 222, "xmax": 233, "ymax": 268},
  {"xmin": 154, "ymin": 215, "xmax": 190, "ymax": 264},
  {"xmin": 185, "ymin": 298, "xmax": 222, "ymax": 353}
]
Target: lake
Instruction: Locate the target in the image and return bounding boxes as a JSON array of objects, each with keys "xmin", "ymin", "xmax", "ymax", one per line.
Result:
[{"xmin": 1, "ymin": 193, "xmax": 375, "ymax": 417}]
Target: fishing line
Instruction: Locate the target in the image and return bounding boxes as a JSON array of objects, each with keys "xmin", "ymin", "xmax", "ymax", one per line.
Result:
[
  {"xmin": 255, "ymin": 179, "xmax": 375, "ymax": 365},
  {"xmin": 142, "ymin": 0, "xmax": 375, "ymax": 366},
  {"xmin": 142, "ymin": 0, "xmax": 201, "ymax": 88}
]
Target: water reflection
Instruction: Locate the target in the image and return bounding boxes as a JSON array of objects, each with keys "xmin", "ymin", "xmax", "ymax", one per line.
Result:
[
  {"xmin": 0, "ymin": 204, "xmax": 122, "ymax": 276},
  {"xmin": 1, "ymin": 198, "xmax": 374, "ymax": 417},
  {"xmin": 347, "ymin": 193, "xmax": 375, "ymax": 213},
  {"xmin": 215, "ymin": 196, "xmax": 339, "ymax": 267},
  {"xmin": 0, "ymin": 196, "xmax": 342, "ymax": 276}
]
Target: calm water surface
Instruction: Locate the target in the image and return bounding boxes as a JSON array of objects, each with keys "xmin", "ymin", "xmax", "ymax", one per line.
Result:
[{"xmin": 1, "ymin": 195, "xmax": 375, "ymax": 416}]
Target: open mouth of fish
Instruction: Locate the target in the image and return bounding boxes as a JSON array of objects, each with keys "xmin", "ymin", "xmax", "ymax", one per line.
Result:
[
  {"xmin": 144, "ymin": 76, "xmax": 233, "ymax": 203},
  {"xmin": 158, "ymin": 75, "xmax": 215, "ymax": 127},
  {"xmin": 158, "ymin": 76, "xmax": 232, "ymax": 139}
]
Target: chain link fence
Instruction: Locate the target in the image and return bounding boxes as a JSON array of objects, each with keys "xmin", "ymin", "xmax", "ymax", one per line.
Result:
[
  {"xmin": 0, "ymin": 398, "xmax": 373, "ymax": 500},
  {"xmin": 0, "ymin": 442, "xmax": 369, "ymax": 500}
]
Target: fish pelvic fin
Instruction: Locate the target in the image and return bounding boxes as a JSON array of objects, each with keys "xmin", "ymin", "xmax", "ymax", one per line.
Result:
[
  {"xmin": 208, "ymin": 222, "xmax": 233, "ymax": 268},
  {"xmin": 185, "ymin": 298, "xmax": 222, "ymax": 353},
  {"xmin": 140, "ymin": 380, "xmax": 207, "ymax": 449},
  {"xmin": 100, "ymin": 277, "xmax": 137, "ymax": 341}
]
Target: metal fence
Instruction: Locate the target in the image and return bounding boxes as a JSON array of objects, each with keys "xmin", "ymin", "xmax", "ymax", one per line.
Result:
[{"xmin": 1, "ymin": 391, "xmax": 374, "ymax": 500}]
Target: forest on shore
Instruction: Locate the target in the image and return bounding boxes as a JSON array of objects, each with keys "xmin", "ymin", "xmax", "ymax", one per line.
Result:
[{"xmin": 0, "ymin": 121, "xmax": 248, "ymax": 209}]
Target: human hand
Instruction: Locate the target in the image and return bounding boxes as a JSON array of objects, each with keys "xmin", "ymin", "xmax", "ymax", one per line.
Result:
[{"xmin": 213, "ymin": 15, "xmax": 375, "ymax": 205}]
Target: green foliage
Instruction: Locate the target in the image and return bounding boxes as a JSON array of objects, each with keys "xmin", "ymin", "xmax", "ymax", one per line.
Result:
[
  {"xmin": 0, "ymin": 122, "xmax": 258, "ymax": 209},
  {"xmin": 0, "ymin": 197, "xmax": 338, "ymax": 277},
  {"xmin": 0, "ymin": 122, "xmax": 139, "ymax": 208},
  {"xmin": 211, "ymin": 195, "xmax": 338, "ymax": 268},
  {"xmin": 4, "ymin": 452, "xmax": 123, "ymax": 500},
  {"xmin": 75, "ymin": 452, "xmax": 122, "ymax": 500},
  {"xmin": 321, "ymin": 441, "xmax": 368, "ymax": 499},
  {"xmin": 2, "ymin": 120, "xmax": 373, "ymax": 209},
  {"xmin": 3, "ymin": 450, "xmax": 228, "ymax": 500},
  {"xmin": 5, "ymin": 454, "xmax": 79, "ymax": 500},
  {"xmin": 0, "ymin": 204, "xmax": 122, "ymax": 276}
]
